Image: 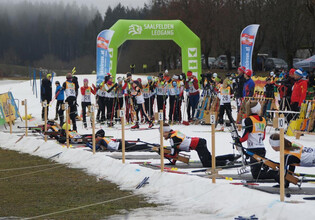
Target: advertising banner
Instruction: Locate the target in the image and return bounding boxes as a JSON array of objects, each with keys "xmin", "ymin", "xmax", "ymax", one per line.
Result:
[
  {"xmin": 240, "ymin": 24, "xmax": 260, "ymax": 73},
  {"xmin": 108, "ymin": 20, "xmax": 201, "ymax": 81},
  {"xmin": 96, "ymin": 30, "xmax": 115, "ymax": 86}
]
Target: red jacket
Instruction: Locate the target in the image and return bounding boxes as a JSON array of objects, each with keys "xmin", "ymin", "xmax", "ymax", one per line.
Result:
[
  {"xmin": 291, "ymin": 78, "xmax": 308, "ymax": 106},
  {"xmin": 185, "ymin": 77, "xmax": 199, "ymax": 96},
  {"xmin": 80, "ymin": 86, "xmax": 96, "ymax": 96}
]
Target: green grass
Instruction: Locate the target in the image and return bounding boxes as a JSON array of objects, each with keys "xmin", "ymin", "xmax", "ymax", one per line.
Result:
[{"xmin": 0, "ymin": 149, "xmax": 156, "ymax": 219}]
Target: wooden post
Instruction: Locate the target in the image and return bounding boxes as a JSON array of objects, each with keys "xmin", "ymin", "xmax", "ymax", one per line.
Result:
[
  {"xmin": 279, "ymin": 114, "xmax": 285, "ymax": 202},
  {"xmin": 65, "ymin": 102, "xmax": 70, "ymax": 148},
  {"xmin": 90, "ymin": 105, "xmax": 96, "ymax": 154},
  {"xmin": 22, "ymin": 100, "xmax": 28, "ymax": 136},
  {"xmin": 119, "ymin": 109, "xmax": 125, "ymax": 163},
  {"xmin": 7, "ymin": 100, "xmax": 12, "ymax": 134},
  {"xmin": 159, "ymin": 110, "xmax": 164, "ymax": 172},
  {"xmin": 210, "ymin": 112, "xmax": 216, "ymax": 183},
  {"xmin": 44, "ymin": 101, "xmax": 48, "ymax": 142}
]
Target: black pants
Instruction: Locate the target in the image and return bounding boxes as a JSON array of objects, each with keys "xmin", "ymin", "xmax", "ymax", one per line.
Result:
[
  {"xmin": 118, "ymin": 141, "xmax": 151, "ymax": 152},
  {"xmin": 169, "ymin": 95, "xmax": 176, "ymax": 121},
  {"xmin": 56, "ymin": 100, "xmax": 64, "ymax": 126},
  {"xmin": 249, "ymin": 148, "xmax": 275, "ymax": 179},
  {"xmin": 98, "ymin": 96, "xmax": 106, "ymax": 122},
  {"xmin": 125, "ymin": 96, "xmax": 133, "ymax": 123},
  {"xmin": 274, "ymin": 154, "xmax": 299, "ymax": 187},
  {"xmin": 135, "ymin": 103, "xmax": 150, "ymax": 123},
  {"xmin": 218, "ymin": 103, "xmax": 234, "ymax": 125},
  {"xmin": 157, "ymin": 95, "xmax": 166, "ymax": 120},
  {"xmin": 66, "ymin": 97, "xmax": 77, "ymax": 131},
  {"xmin": 81, "ymin": 102, "xmax": 91, "ymax": 126},
  {"xmin": 114, "ymin": 97, "xmax": 124, "ymax": 120},
  {"xmin": 194, "ymin": 138, "xmax": 233, "ymax": 167},
  {"xmin": 106, "ymin": 98, "xmax": 114, "ymax": 121},
  {"xmin": 144, "ymin": 98, "xmax": 150, "ymax": 119},
  {"xmin": 287, "ymin": 102, "xmax": 299, "ymax": 123}
]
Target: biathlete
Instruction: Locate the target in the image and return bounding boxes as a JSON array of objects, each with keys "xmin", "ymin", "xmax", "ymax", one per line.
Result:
[
  {"xmin": 237, "ymin": 101, "xmax": 274, "ymax": 179},
  {"xmin": 269, "ymin": 133, "xmax": 315, "ymax": 187},
  {"xmin": 86, "ymin": 129, "xmax": 152, "ymax": 152},
  {"xmin": 131, "ymin": 80, "xmax": 153, "ymax": 129},
  {"xmin": 161, "ymin": 123, "xmax": 237, "ymax": 167}
]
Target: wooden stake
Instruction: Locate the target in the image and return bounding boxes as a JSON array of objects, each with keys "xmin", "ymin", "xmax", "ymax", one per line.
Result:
[
  {"xmin": 7, "ymin": 100, "xmax": 12, "ymax": 134},
  {"xmin": 22, "ymin": 100, "xmax": 28, "ymax": 136},
  {"xmin": 65, "ymin": 102, "xmax": 70, "ymax": 148},
  {"xmin": 159, "ymin": 110, "xmax": 164, "ymax": 172},
  {"xmin": 91, "ymin": 105, "xmax": 96, "ymax": 154},
  {"xmin": 279, "ymin": 114, "xmax": 285, "ymax": 202},
  {"xmin": 44, "ymin": 101, "xmax": 47, "ymax": 142},
  {"xmin": 119, "ymin": 109, "xmax": 125, "ymax": 164},
  {"xmin": 210, "ymin": 112, "xmax": 216, "ymax": 183}
]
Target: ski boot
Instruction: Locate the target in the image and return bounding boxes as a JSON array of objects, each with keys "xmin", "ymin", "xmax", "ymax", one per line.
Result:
[{"xmin": 131, "ymin": 123, "xmax": 139, "ymax": 129}]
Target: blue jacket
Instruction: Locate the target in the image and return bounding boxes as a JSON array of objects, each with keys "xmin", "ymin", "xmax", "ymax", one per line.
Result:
[
  {"xmin": 56, "ymin": 85, "xmax": 64, "ymax": 101},
  {"xmin": 243, "ymin": 78, "xmax": 255, "ymax": 97}
]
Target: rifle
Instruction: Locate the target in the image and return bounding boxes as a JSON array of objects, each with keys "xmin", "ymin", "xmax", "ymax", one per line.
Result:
[{"xmin": 137, "ymin": 139, "xmax": 190, "ymax": 164}]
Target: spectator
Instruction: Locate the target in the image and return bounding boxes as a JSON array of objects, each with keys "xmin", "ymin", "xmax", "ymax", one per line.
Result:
[{"xmin": 243, "ymin": 69, "xmax": 255, "ymax": 97}]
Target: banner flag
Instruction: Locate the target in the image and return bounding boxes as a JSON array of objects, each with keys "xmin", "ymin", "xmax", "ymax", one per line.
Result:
[
  {"xmin": 96, "ymin": 30, "xmax": 115, "ymax": 86},
  {"xmin": 240, "ymin": 24, "xmax": 260, "ymax": 73}
]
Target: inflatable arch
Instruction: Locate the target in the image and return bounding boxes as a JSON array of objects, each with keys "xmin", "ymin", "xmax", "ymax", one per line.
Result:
[{"xmin": 108, "ymin": 19, "xmax": 201, "ymax": 80}]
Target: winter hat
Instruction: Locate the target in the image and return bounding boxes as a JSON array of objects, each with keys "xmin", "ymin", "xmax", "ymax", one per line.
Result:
[
  {"xmin": 270, "ymin": 71, "xmax": 274, "ymax": 77},
  {"xmin": 117, "ymin": 77, "xmax": 123, "ymax": 82},
  {"xmin": 162, "ymin": 123, "xmax": 171, "ymax": 132},
  {"xmin": 213, "ymin": 73, "xmax": 218, "ymax": 78},
  {"xmin": 294, "ymin": 69, "xmax": 303, "ymax": 77},
  {"xmin": 147, "ymin": 76, "xmax": 153, "ymax": 81},
  {"xmin": 302, "ymin": 71, "xmax": 308, "ymax": 78},
  {"xmin": 238, "ymin": 66, "xmax": 246, "ymax": 73},
  {"xmin": 165, "ymin": 69, "xmax": 169, "ymax": 74},
  {"xmin": 250, "ymin": 102, "xmax": 261, "ymax": 114},
  {"xmin": 137, "ymin": 78, "xmax": 142, "ymax": 83},
  {"xmin": 96, "ymin": 129, "xmax": 105, "ymax": 137},
  {"xmin": 245, "ymin": 69, "xmax": 252, "ymax": 77},
  {"xmin": 187, "ymin": 71, "xmax": 193, "ymax": 77},
  {"xmin": 83, "ymin": 78, "xmax": 88, "ymax": 83},
  {"xmin": 47, "ymin": 73, "xmax": 52, "ymax": 78},
  {"xmin": 289, "ymin": 68, "xmax": 296, "ymax": 76},
  {"xmin": 55, "ymin": 81, "xmax": 60, "ymax": 85},
  {"xmin": 126, "ymin": 72, "xmax": 132, "ymax": 77},
  {"xmin": 269, "ymin": 135, "xmax": 280, "ymax": 147}
]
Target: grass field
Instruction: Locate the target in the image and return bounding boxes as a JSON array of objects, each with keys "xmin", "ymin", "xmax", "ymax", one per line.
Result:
[{"xmin": 0, "ymin": 148, "xmax": 156, "ymax": 219}]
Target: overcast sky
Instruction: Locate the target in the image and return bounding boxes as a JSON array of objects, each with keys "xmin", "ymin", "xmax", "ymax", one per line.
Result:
[{"xmin": 8, "ymin": 0, "xmax": 150, "ymax": 13}]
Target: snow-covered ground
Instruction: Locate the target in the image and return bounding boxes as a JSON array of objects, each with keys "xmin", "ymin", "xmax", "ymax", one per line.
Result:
[{"xmin": 0, "ymin": 75, "xmax": 315, "ymax": 220}]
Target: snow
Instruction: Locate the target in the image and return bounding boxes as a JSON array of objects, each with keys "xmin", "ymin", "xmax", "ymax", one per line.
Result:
[{"xmin": 0, "ymin": 75, "xmax": 315, "ymax": 219}]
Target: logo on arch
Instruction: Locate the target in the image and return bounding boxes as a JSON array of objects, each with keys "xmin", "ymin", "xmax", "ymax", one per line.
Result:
[{"xmin": 128, "ymin": 24, "xmax": 143, "ymax": 35}]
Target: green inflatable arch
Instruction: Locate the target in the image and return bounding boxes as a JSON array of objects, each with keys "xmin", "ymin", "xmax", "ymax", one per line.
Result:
[{"xmin": 108, "ymin": 19, "xmax": 201, "ymax": 80}]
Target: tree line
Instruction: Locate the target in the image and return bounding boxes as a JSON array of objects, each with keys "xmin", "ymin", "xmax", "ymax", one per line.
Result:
[{"xmin": 0, "ymin": 0, "xmax": 314, "ymax": 74}]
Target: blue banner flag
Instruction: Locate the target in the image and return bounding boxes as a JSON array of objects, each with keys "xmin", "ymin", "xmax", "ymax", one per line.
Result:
[
  {"xmin": 96, "ymin": 30, "xmax": 115, "ymax": 86},
  {"xmin": 240, "ymin": 24, "xmax": 260, "ymax": 73}
]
